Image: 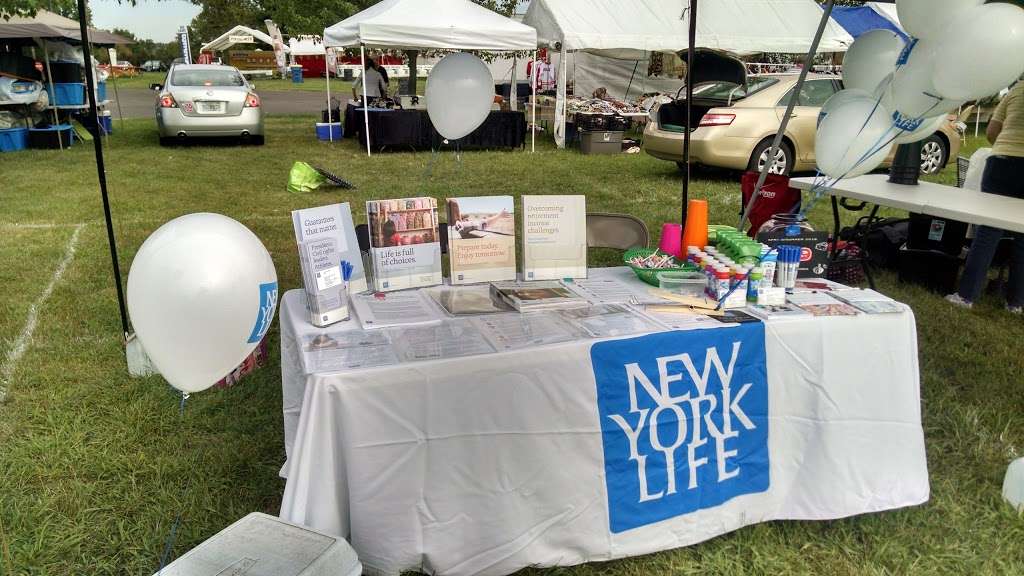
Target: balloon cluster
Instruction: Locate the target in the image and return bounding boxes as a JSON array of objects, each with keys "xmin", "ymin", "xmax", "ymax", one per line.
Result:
[{"xmin": 816, "ymin": 0, "xmax": 1024, "ymax": 180}]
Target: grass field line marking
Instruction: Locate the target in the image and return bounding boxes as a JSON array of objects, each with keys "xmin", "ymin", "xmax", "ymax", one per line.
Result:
[{"xmin": 0, "ymin": 224, "xmax": 85, "ymax": 403}]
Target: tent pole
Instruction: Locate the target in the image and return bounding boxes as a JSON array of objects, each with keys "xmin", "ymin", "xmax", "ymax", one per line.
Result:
[
  {"xmin": 558, "ymin": 44, "xmax": 567, "ymax": 149},
  {"xmin": 681, "ymin": 0, "xmax": 696, "ymax": 225},
  {"xmin": 360, "ymin": 44, "xmax": 371, "ymax": 157},
  {"xmin": 41, "ymin": 41, "xmax": 63, "ymax": 151},
  {"xmin": 738, "ymin": 0, "xmax": 836, "ymax": 232},
  {"xmin": 77, "ymin": 0, "xmax": 129, "ymax": 340},
  {"xmin": 625, "ymin": 60, "xmax": 638, "ymax": 100},
  {"xmin": 510, "ymin": 55, "xmax": 517, "ymax": 112},
  {"xmin": 326, "ymin": 48, "xmax": 333, "ymax": 142},
  {"xmin": 531, "ymin": 50, "xmax": 536, "ymax": 153}
]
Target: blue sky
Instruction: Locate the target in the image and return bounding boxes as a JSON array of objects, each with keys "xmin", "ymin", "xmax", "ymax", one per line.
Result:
[{"xmin": 91, "ymin": 0, "xmax": 201, "ymax": 42}]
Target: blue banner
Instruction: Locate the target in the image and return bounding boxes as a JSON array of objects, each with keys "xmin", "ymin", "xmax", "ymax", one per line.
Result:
[{"xmin": 591, "ymin": 324, "xmax": 770, "ymax": 533}]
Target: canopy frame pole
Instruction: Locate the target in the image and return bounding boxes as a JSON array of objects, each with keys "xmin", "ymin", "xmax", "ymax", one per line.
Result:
[
  {"xmin": 558, "ymin": 44, "xmax": 567, "ymax": 149},
  {"xmin": 41, "ymin": 40, "xmax": 63, "ymax": 151},
  {"xmin": 625, "ymin": 60, "xmax": 639, "ymax": 101},
  {"xmin": 326, "ymin": 49, "xmax": 333, "ymax": 142},
  {"xmin": 77, "ymin": 0, "xmax": 129, "ymax": 340},
  {"xmin": 531, "ymin": 50, "xmax": 536, "ymax": 153},
  {"xmin": 738, "ymin": 0, "xmax": 836, "ymax": 232},
  {"xmin": 361, "ymin": 44, "xmax": 371, "ymax": 157},
  {"xmin": 681, "ymin": 0, "xmax": 697, "ymax": 225},
  {"xmin": 510, "ymin": 55, "xmax": 518, "ymax": 112}
]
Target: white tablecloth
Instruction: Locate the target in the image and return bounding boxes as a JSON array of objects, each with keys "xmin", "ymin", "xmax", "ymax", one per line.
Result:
[{"xmin": 278, "ymin": 268, "xmax": 928, "ymax": 576}]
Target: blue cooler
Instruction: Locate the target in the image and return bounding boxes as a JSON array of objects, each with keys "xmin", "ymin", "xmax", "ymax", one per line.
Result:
[
  {"xmin": 316, "ymin": 122, "xmax": 342, "ymax": 141},
  {"xmin": 99, "ymin": 113, "xmax": 113, "ymax": 134},
  {"xmin": 97, "ymin": 81, "xmax": 107, "ymax": 102},
  {"xmin": 291, "ymin": 65, "xmax": 304, "ymax": 83},
  {"xmin": 47, "ymin": 83, "xmax": 85, "ymax": 106},
  {"xmin": 0, "ymin": 127, "xmax": 29, "ymax": 152}
]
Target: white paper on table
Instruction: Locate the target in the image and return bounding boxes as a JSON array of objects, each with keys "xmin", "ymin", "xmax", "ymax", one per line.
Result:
[
  {"xmin": 301, "ymin": 330, "xmax": 399, "ymax": 371},
  {"xmin": 351, "ymin": 290, "xmax": 442, "ymax": 330},
  {"xmin": 564, "ymin": 277, "xmax": 673, "ymax": 305},
  {"xmin": 474, "ymin": 313, "xmax": 581, "ymax": 351},
  {"xmin": 638, "ymin": 306, "xmax": 732, "ymax": 331},
  {"xmin": 558, "ymin": 304, "xmax": 662, "ymax": 338},
  {"xmin": 392, "ymin": 320, "xmax": 497, "ymax": 362}
]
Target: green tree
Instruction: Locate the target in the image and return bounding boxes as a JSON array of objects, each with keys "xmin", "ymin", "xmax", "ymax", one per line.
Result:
[{"xmin": 0, "ymin": 0, "xmax": 94, "ymax": 21}]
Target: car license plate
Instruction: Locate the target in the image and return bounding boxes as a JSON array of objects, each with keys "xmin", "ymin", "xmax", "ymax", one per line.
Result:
[{"xmin": 197, "ymin": 101, "xmax": 225, "ymax": 114}]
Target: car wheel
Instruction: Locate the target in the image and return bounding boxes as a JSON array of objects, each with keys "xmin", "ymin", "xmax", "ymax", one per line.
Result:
[
  {"xmin": 749, "ymin": 140, "xmax": 793, "ymax": 176},
  {"xmin": 919, "ymin": 135, "xmax": 948, "ymax": 175}
]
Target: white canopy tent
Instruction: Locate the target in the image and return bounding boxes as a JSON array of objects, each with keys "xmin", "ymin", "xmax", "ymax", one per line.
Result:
[
  {"xmin": 523, "ymin": 0, "xmax": 854, "ymax": 147},
  {"xmin": 199, "ymin": 25, "xmax": 285, "ymax": 54},
  {"xmin": 323, "ymin": 0, "xmax": 538, "ymax": 155}
]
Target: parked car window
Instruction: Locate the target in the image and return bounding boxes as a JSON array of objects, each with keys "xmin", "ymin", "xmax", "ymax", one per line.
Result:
[
  {"xmin": 690, "ymin": 77, "xmax": 778, "ymax": 101},
  {"xmin": 777, "ymin": 79, "xmax": 838, "ymax": 107},
  {"xmin": 172, "ymin": 69, "xmax": 245, "ymax": 87}
]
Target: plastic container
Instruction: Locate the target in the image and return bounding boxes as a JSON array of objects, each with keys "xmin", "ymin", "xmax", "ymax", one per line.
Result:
[
  {"xmin": 97, "ymin": 81, "xmax": 107, "ymax": 102},
  {"xmin": 46, "ymin": 82, "xmax": 85, "ymax": 106},
  {"xmin": 28, "ymin": 124, "xmax": 73, "ymax": 149},
  {"xmin": 579, "ymin": 130, "xmax": 623, "ymax": 155},
  {"xmin": 747, "ymin": 268, "xmax": 764, "ymax": 303},
  {"xmin": 151, "ymin": 512, "xmax": 362, "ymax": 576},
  {"xmin": 757, "ymin": 212, "xmax": 815, "ymax": 238},
  {"xmin": 316, "ymin": 122, "xmax": 342, "ymax": 141},
  {"xmin": 0, "ymin": 127, "xmax": 28, "ymax": 152},
  {"xmin": 291, "ymin": 65, "xmax": 304, "ymax": 83},
  {"xmin": 658, "ymin": 271, "xmax": 707, "ymax": 297}
]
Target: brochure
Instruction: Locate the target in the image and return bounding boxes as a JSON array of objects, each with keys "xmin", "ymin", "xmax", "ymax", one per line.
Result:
[
  {"xmin": 350, "ymin": 290, "xmax": 443, "ymax": 330},
  {"xmin": 831, "ymin": 288, "xmax": 906, "ymax": 314},
  {"xmin": 560, "ymin": 304, "xmax": 662, "ymax": 338},
  {"xmin": 475, "ymin": 313, "xmax": 580, "ymax": 351},
  {"xmin": 428, "ymin": 285, "xmax": 513, "ymax": 316},
  {"xmin": 786, "ymin": 292, "xmax": 860, "ymax": 317},
  {"xmin": 292, "ymin": 203, "xmax": 367, "ymax": 327},
  {"xmin": 366, "ymin": 197, "xmax": 443, "ymax": 292},
  {"xmin": 522, "ymin": 195, "xmax": 587, "ymax": 280},
  {"xmin": 746, "ymin": 303, "xmax": 812, "ymax": 321},
  {"xmin": 564, "ymin": 277, "xmax": 672, "ymax": 305},
  {"xmin": 446, "ymin": 196, "xmax": 517, "ymax": 284},
  {"xmin": 641, "ymin": 306, "xmax": 726, "ymax": 331},
  {"xmin": 301, "ymin": 330, "xmax": 399, "ymax": 371},
  {"xmin": 490, "ymin": 280, "xmax": 589, "ymax": 312},
  {"xmin": 393, "ymin": 321, "xmax": 497, "ymax": 362}
]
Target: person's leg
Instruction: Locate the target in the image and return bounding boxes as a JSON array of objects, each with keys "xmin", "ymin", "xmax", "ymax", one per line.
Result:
[
  {"xmin": 1006, "ymin": 232, "xmax": 1024, "ymax": 309},
  {"xmin": 957, "ymin": 225, "xmax": 1005, "ymax": 302}
]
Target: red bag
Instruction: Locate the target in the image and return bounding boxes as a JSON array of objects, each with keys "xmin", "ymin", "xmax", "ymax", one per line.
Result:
[{"xmin": 740, "ymin": 171, "xmax": 802, "ymax": 237}]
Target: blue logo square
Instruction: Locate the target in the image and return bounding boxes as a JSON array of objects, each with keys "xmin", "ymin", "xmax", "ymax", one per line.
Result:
[
  {"xmin": 591, "ymin": 324, "xmax": 770, "ymax": 533},
  {"xmin": 247, "ymin": 282, "xmax": 278, "ymax": 344}
]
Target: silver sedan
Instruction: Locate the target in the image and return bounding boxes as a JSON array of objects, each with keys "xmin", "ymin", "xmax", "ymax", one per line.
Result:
[{"xmin": 153, "ymin": 64, "xmax": 264, "ymax": 145}]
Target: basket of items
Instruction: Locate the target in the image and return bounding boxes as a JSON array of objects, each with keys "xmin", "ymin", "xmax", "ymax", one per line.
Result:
[{"xmin": 624, "ymin": 248, "xmax": 699, "ymax": 286}]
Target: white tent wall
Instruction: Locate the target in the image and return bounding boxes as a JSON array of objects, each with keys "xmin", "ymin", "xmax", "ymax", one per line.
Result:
[{"xmin": 571, "ymin": 52, "xmax": 686, "ymax": 100}]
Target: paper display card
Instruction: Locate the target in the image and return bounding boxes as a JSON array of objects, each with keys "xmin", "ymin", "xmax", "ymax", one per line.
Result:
[
  {"xmin": 474, "ymin": 313, "xmax": 581, "ymax": 351},
  {"xmin": 428, "ymin": 285, "xmax": 513, "ymax": 316},
  {"xmin": 559, "ymin": 304, "xmax": 662, "ymax": 338},
  {"xmin": 565, "ymin": 277, "xmax": 673, "ymax": 305},
  {"xmin": 350, "ymin": 290, "xmax": 443, "ymax": 330},
  {"xmin": 447, "ymin": 196, "xmax": 517, "ymax": 284},
  {"xmin": 830, "ymin": 288, "xmax": 906, "ymax": 314},
  {"xmin": 641, "ymin": 306, "xmax": 727, "ymax": 331},
  {"xmin": 745, "ymin": 303, "xmax": 812, "ymax": 321},
  {"xmin": 366, "ymin": 197, "xmax": 443, "ymax": 292},
  {"xmin": 301, "ymin": 330, "xmax": 399, "ymax": 371},
  {"xmin": 394, "ymin": 321, "xmax": 497, "ymax": 362},
  {"xmin": 522, "ymin": 195, "xmax": 587, "ymax": 281},
  {"xmin": 292, "ymin": 203, "xmax": 367, "ymax": 328},
  {"xmin": 786, "ymin": 292, "xmax": 860, "ymax": 317},
  {"xmin": 490, "ymin": 280, "xmax": 589, "ymax": 312}
]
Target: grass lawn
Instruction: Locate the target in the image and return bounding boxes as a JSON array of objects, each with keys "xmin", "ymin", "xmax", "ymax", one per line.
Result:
[{"xmin": 1, "ymin": 117, "xmax": 1022, "ymax": 575}]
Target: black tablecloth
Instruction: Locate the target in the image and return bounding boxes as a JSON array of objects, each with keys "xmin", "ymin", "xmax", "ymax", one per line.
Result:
[{"xmin": 344, "ymin": 104, "xmax": 526, "ymax": 151}]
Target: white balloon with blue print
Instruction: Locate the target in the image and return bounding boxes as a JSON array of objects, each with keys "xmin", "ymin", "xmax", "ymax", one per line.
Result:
[
  {"xmin": 127, "ymin": 213, "xmax": 279, "ymax": 394},
  {"xmin": 815, "ymin": 93, "xmax": 895, "ymax": 180},
  {"xmin": 896, "ymin": 0, "xmax": 984, "ymax": 42},
  {"xmin": 882, "ymin": 40, "xmax": 961, "ymax": 127}
]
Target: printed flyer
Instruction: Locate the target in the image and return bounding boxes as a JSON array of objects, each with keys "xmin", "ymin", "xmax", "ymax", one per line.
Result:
[
  {"xmin": 522, "ymin": 195, "xmax": 587, "ymax": 280},
  {"xmin": 446, "ymin": 196, "xmax": 517, "ymax": 284}
]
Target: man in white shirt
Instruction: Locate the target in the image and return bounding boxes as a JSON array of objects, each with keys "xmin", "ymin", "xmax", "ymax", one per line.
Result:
[{"xmin": 352, "ymin": 60, "xmax": 387, "ymax": 103}]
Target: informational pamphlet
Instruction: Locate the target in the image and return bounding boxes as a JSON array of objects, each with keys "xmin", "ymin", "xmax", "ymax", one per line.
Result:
[
  {"xmin": 394, "ymin": 321, "xmax": 497, "ymax": 362},
  {"xmin": 560, "ymin": 304, "xmax": 662, "ymax": 338},
  {"xmin": 786, "ymin": 291, "xmax": 860, "ymax": 317},
  {"xmin": 745, "ymin": 303, "xmax": 812, "ymax": 321},
  {"xmin": 490, "ymin": 280, "xmax": 588, "ymax": 312},
  {"xmin": 831, "ymin": 288, "xmax": 906, "ymax": 314},
  {"xmin": 641, "ymin": 306, "xmax": 727, "ymax": 331},
  {"xmin": 446, "ymin": 196, "xmax": 517, "ymax": 284},
  {"xmin": 564, "ymin": 277, "xmax": 672, "ymax": 305},
  {"xmin": 350, "ymin": 290, "xmax": 442, "ymax": 330},
  {"xmin": 301, "ymin": 330, "xmax": 399, "ymax": 371},
  {"xmin": 366, "ymin": 197, "xmax": 443, "ymax": 292},
  {"xmin": 475, "ymin": 313, "xmax": 580, "ymax": 350},
  {"xmin": 292, "ymin": 203, "xmax": 367, "ymax": 327},
  {"xmin": 522, "ymin": 195, "xmax": 587, "ymax": 280}
]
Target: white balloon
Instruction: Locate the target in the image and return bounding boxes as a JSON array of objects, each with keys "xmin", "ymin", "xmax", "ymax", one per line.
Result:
[
  {"xmin": 842, "ymin": 30, "xmax": 905, "ymax": 93},
  {"xmin": 815, "ymin": 94, "xmax": 895, "ymax": 179},
  {"xmin": 127, "ymin": 214, "xmax": 278, "ymax": 394},
  {"xmin": 886, "ymin": 40, "xmax": 961, "ymax": 123},
  {"xmin": 425, "ymin": 53, "xmax": 494, "ymax": 141},
  {"xmin": 932, "ymin": 3, "xmax": 1024, "ymax": 101},
  {"xmin": 818, "ymin": 88, "xmax": 872, "ymax": 128},
  {"xmin": 897, "ymin": 0, "xmax": 984, "ymax": 41},
  {"xmin": 893, "ymin": 114, "xmax": 947, "ymax": 145}
]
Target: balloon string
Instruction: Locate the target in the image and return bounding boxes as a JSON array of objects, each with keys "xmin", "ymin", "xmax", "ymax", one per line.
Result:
[{"xmin": 155, "ymin": 391, "xmax": 190, "ymax": 574}]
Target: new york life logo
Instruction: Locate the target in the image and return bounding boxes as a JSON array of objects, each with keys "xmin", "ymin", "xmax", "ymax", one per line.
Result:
[
  {"xmin": 247, "ymin": 281, "xmax": 279, "ymax": 344},
  {"xmin": 591, "ymin": 324, "xmax": 770, "ymax": 533}
]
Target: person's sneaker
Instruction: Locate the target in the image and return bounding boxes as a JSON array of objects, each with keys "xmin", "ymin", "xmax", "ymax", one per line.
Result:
[
  {"xmin": 1008, "ymin": 305, "xmax": 1023, "ymax": 315},
  {"xmin": 945, "ymin": 293, "xmax": 973, "ymax": 309}
]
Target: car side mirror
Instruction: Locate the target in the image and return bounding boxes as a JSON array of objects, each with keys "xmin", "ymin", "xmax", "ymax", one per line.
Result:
[{"xmin": 150, "ymin": 83, "xmax": 163, "ymax": 91}]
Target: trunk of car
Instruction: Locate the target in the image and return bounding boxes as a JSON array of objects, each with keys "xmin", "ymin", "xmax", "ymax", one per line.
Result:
[{"xmin": 657, "ymin": 100, "xmax": 719, "ymax": 133}]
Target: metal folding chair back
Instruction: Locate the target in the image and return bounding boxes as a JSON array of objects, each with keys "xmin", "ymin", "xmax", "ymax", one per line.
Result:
[{"xmin": 586, "ymin": 213, "xmax": 650, "ymax": 251}]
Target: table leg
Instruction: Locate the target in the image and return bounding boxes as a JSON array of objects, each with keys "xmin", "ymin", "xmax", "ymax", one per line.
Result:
[
  {"xmin": 862, "ymin": 204, "xmax": 880, "ymax": 290},
  {"xmin": 830, "ymin": 195, "xmax": 841, "ymax": 262}
]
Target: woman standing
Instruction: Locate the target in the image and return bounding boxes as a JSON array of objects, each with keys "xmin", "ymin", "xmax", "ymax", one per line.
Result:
[{"xmin": 947, "ymin": 80, "xmax": 1024, "ymax": 314}]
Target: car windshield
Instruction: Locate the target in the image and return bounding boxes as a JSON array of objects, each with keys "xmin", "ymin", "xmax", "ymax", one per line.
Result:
[
  {"xmin": 691, "ymin": 77, "xmax": 778, "ymax": 101},
  {"xmin": 172, "ymin": 69, "xmax": 245, "ymax": 87}
]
